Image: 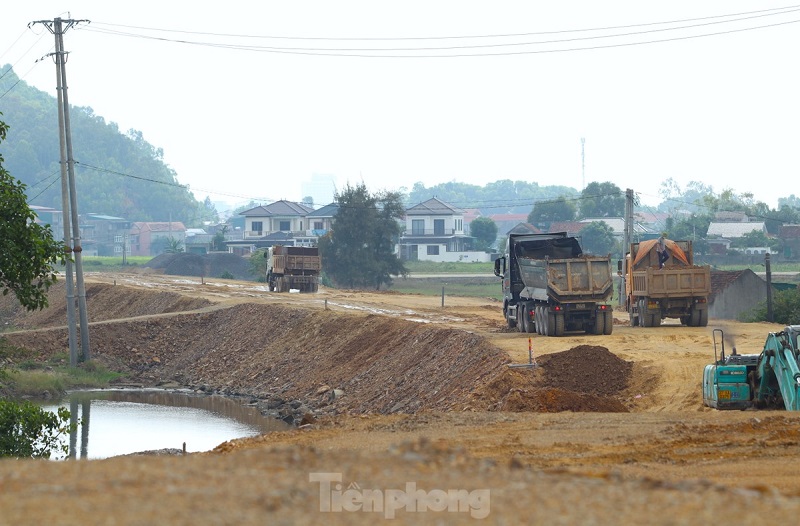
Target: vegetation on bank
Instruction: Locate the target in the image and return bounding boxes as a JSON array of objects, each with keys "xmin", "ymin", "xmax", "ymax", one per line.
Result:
[{"xmin": 0, "ymin": 342, "xmax": 123, "ymax": 399}]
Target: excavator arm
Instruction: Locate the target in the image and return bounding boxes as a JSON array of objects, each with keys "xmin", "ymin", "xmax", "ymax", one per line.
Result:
[{"xmin": 755, "ymin": 329, "xmax": 800, "ymax": 411}]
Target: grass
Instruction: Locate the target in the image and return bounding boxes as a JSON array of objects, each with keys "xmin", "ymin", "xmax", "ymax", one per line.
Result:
[
  {"xmin": 390, "ymin": 278, "xmax": 503, "ymax": 301},
  {"xmin": 0, "ymin": 345, "xmax": 124, "ymax": 398}
]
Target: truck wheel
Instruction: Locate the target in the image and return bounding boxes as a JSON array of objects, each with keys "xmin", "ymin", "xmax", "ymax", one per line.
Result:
[
  {"xmin": 546, "ymin": 309, "xmax": 556, "ymax": 336},
  {"xmin": 523, "ymin": 305, "xmax": 535, "ymax": 334},
  {"xmin": 517, "ymin": 305, "xmax": 526, "ymax": 333},
  {"xmin": 534, "ymin": 306, "xmax": 542, "ymax": 335},
  {"xmin": 592, "ymin": 312, "xmax": 604, "ymax": 335},
  {"xmin": 604, "ymin": 310, "xmax": 613, "ymax": 335},
  {"xmin": 699, "ymin": 309, "xmax": 708, "ymax": 327},
  {"xmin": 554, "ymin": 312, "xmax": 565, "ymax": 337},
  {"xmin": 690, "ymin": 308, "xmax": 701, "ymax": 327}
]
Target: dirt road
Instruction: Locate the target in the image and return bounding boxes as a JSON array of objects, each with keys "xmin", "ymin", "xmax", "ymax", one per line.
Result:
[{"xmin": 1, "ymin": 271, "xmax": 799, "ymax": 525}]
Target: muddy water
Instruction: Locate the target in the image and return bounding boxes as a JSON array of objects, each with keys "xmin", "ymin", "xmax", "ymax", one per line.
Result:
[{"xmin": 43, "ymin": 389, "xmax": 289, "ymax": 459}]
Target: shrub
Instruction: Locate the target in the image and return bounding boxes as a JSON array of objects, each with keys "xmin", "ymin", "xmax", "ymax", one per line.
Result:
[{"xmin": 0, "ymin": 400, "xmax": 73, "ymax": 459}]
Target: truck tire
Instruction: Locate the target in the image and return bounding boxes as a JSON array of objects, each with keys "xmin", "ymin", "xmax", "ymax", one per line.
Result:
[
  {"xmin": 690, "ymin": 308, "xmax": 701, "ymax": 327},
  {"xmin": 523, "ymin": 304, "xmax": 535, "ymax": 333},
  {"xmin": 546, "ymin": 309, "xmax": 556, "ymax": 336},
  {"xmin": 592, "ymin": 312, "xmax": 604, "ymax": 335},
  {"xmin": 554, "ymin": 312, "xmax": 565, "ymax": 337},
  {"xmin": 535, "ymin": 306, "xmax": 542, "ymax": 335},
  {"xmin": 604, "ymin": 310, "xmax": 613, "ymax": 335},
  {"xmin": 699, "ymin": 309, "xmax": 708, "ymax": 327}
]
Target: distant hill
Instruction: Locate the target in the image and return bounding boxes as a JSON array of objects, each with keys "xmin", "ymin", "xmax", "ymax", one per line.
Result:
[{"xmin": 0, "ymin": 64, "xmax": 215, "ymax": 226}]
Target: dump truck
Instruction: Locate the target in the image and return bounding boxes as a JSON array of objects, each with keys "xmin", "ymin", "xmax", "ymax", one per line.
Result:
[
  {"xmin": 493, "ymin": 232, "xmax": 614, "ymax": 337},
  {"xmin": 621, "ymin": 239, "xmax": 710, "ymax": 327},
  {"xmin": 703, "ymin": 327, "xmax": 800, "ymax": 411},
  {"xmin": 265, "ymin": 245, "xmax": 321, "ymax": 292}
]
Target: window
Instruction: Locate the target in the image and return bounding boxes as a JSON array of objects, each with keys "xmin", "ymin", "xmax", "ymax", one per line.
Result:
[
  {"xmin": 252, "ymin": 221, "xmax": 263, "ymax": 234},
  {"xmin": 455, "ymin": 219, "xmax": 463, "ymax": 232},
  {"xmin": 279, "ymin": 220, "xmax": 291, "ymax": 231},
  {"xmin": 427, "ymin": 245, "xmax": 439, "ymax": 255},
  {"xmin": 314, "ymin": 221, "xmax": 324, "ymax": 230},
  {"xmin": 433, "ymin": 219, "xmax": 445, "ymax": 236},
  {"xmin": 412, "ymin": 219, "xmax": 425, "ymax": 235}
]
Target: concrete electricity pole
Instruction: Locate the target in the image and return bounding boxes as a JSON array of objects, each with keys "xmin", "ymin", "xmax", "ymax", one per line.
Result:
[{"xmin": 33, "ymin": 17, "xmax": 91, "ymax": 362}]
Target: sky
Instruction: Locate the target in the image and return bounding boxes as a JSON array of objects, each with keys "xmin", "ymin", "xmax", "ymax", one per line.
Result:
[{"xmin": 1, "ymin": 1, "xmax": 798, "ymax": 212}]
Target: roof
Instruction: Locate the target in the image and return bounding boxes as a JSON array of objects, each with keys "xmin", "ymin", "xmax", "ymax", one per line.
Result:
[
  {"xmin": 780, "ymin": 224, "xmax": 800, "ymax": 238},
  {"xmin": 709, "ymin": 269, "xmax": 760, "ymax": 302},
  {"xmin": 547, "ymin": 221, "xmax": 585, "ymax": 235},
  {"xmin": 507, "ymin": 223, "xmax": 542, "ymax": 235},
  {"xmin": 241, "ymin": 200, "xmax": 315, "ymax": 217},
  {"xmin": 405, "ymin": 197, "xmax": 464, "ymax": 215},
  {"xmin": 707, "ymin": 221, "xmax": 767, "ymax": 238},
  {"xmin": 308, "ymin": 203, "xmax": 340, "ymax": 217}
]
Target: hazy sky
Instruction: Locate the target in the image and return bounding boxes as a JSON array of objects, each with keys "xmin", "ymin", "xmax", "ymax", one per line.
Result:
[{"xmin": 1, "ymin": 1, "xmax": 798, "ymax": 211}]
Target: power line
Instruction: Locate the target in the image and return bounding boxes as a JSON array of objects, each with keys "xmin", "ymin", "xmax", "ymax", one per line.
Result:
[{"xmin": 78, "ymin": 7, "xmax": 800, "ymax": 57}]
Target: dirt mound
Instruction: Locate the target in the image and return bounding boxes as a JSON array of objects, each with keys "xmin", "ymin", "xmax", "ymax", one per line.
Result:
[
  {"xmin": 0, "ymin": 282, "xmax": 213, "ymax": 330},
  {"xmin": 537, "ymin": 344, "xmax": 633, "ymax": 396},
  {"xmin": 476, "ymin": 345, "xmax": 632, "ymax": 412},
  {"xmin": 145, "ymin": 252, "xmax": 255, "ymax": 281}
]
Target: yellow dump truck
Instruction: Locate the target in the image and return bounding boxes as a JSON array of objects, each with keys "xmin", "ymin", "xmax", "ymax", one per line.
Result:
[
  {"xmin": 620, "ymin": 239, "xmax": 710, "ymax": 327},
  {"xmin": 266, "ymin": 245, "xmax": 321, "ymax": 292}
]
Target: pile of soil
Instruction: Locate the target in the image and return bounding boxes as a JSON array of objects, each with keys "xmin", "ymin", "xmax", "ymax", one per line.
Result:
[
  {"xmin": 477, "ymin": 345, "xmax": 632, "ymax": 412},
  {"xmin": 145, "ymin": 253, "xmax": 255, "ymax": 281}
]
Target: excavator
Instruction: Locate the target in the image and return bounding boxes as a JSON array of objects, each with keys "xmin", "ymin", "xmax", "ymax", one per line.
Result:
[{"xmin": 703, "ymin": 326, "xmax": 800, "ymax": 411}]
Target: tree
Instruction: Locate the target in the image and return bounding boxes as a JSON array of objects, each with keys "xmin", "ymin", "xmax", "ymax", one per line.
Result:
[
  {"xmin": 579, "ymin": 182, "xmax": 625, "ymax": 218},
  {"xmin": 527, "ymin": 197, "xmax": 577, "ymax": 226},
  {"xmin": 318, "ymin": 183, "xmax": 407, "ymax": 289},
  {"xmin": 578, "ymin": 221, "xmax": 618, "ymax": 257},
  {"xmin": 0, "ymin": 117, "xmax": 66, "ymax": 311},
  {"xmin": 469, "ymin": 217, "xmax": 498, "ymax": 251},
  {"xmin": 212, "ymin": 225, "xmax": 229, "ymax": 251},
  {"xmin": 0, "ymin": 400, "xmax": 72, "ymax": 459}
]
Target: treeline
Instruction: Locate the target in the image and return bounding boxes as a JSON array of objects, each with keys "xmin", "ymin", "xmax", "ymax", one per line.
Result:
[{"xmin": 0, "ymin": 65, "xmax": 215, "ymax": 226}]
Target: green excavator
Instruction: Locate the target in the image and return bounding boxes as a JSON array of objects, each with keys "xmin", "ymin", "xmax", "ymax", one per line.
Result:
[{"xmin": 703, "ymin": 326, "xmax": 800, "ymax": 411}]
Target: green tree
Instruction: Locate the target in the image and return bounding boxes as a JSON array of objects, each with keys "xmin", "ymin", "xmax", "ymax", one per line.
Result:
[
  {"xmin": 0, "ymin": 117, "xmax": 66, "ymax": 310},
  {"xmin": 469, "ymin": 217, "xmax": 498, "ymax": 251},
  {"xmin": 250, "ymin": 248, "xmax": 268, "ymax": 281},
  {"xmin": 747, "ymin": 288, "xmax": 800, "ymax": 324},
  {"xmin": 579, "ymin": 182, "xmax": 625, "ymax": 218},
  {"xmin": 527, "ymin": 197, "xmax": 577, "ymax": 227},
  {"xmin": 318, "ymin": 183, "xmax": 406, "ymax": 289},
  {"xmin": 212, "ymin": 225, "xmax": 229, "ymax": 251},
  {"xmin": 578, "ymin": 221, "xmax": 618, "ymax": 257},
  {"xmin": 164, "ymin": 237, "xmax": 184, "ymax": 254},
  {"xmin": 0, "ymin": 400, "xmax": 73, "ymax": 459}
]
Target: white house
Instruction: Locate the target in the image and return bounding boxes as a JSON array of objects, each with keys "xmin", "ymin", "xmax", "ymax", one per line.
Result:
[{"xmin": 397, "ymin": 197, "xmax": 489, "ymax": 262}]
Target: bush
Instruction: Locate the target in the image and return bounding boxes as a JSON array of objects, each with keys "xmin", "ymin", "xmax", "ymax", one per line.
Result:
[{"xmin": 0, "ymin": 400, "xmax": 73, "ymax": 459}]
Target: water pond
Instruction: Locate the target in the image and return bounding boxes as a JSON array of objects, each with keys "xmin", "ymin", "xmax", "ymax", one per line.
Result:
[{"xmin": 42, "ymin": 389, "xmax": 289, "ymax": 459}]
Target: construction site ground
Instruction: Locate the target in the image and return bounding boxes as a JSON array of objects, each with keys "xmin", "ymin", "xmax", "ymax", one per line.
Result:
[{"xmin": 2, "ymin": 270, "xmax": 800, "ymax": 525}]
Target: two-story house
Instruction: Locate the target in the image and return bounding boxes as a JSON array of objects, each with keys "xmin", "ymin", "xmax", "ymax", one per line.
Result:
[
  {"xmin": 398, "ymin": 197, "xmax": 487, "ymax": 262},
  {"xmin": 81, "ymin": 213, "xmax": 132, "ymax": 257},
  {"xmin": 226, "ymin": 200, "xmax": 318, "ymax": 255}
]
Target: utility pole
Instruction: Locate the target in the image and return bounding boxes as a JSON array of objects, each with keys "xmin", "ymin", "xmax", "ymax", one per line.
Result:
[
  {"xmin": 581, "ymin": 137, "xmax": 586, "ymax": 191},
  {"xmin": 621, "ymin": 189, "xmax": 634, "ymax": 306},
  {"xmin": 34, "ymin": 17, "xmax": 91, "ymax": 361}
]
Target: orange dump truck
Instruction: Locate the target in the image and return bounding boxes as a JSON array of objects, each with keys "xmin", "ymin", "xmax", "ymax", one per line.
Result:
[{"xmin": 620, "ymin": 239, "xmax": 710, "ymax": 327}]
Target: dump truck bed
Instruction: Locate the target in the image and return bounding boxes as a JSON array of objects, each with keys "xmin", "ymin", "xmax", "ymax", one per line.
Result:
[{"xmin": 517, "ymin": 255, "xmax": 613, "ymax": 303}]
